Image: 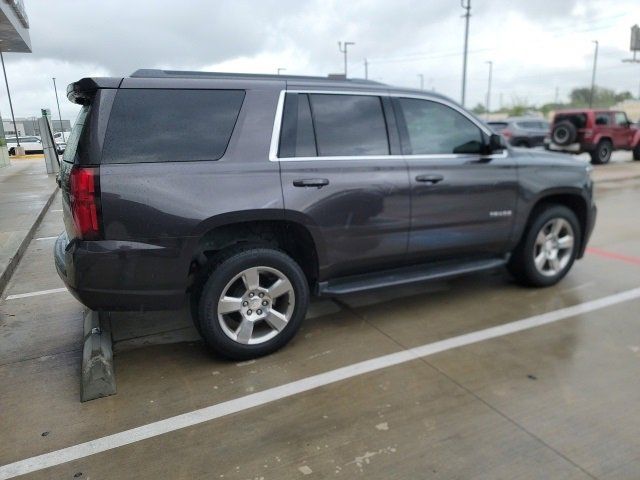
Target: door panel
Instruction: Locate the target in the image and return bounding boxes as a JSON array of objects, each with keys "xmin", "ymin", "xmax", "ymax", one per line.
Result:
[
  {"xmin": 394, "ymin": 97, "xmax": 518, "ymax": 262},
  {"xmin": 278, "ymin": 91, "xmax": 410, "ymax": 279},
  {"xmin": 281, "ymin": 159, "xmax": 410, "ymax": 279},
  {"xmin": 406, "ymin": 155, "xmax": 518, "ymax": 261}
]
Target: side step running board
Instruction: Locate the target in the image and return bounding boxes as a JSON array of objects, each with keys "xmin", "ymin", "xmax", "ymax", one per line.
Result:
[{"xmin": 317, "ymin": 257, "xmax": 507, "ymax": 296}]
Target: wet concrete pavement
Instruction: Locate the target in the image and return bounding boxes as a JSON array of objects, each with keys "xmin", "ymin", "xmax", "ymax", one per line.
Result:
[{"xmin": 1, "ymin": 163, "xmax": 639, "ymax": 479}]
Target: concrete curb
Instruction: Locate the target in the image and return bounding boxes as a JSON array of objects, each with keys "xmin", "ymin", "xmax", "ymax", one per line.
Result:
[
  {"xmin": 81, "ymin": 310, "xmax": 117, "ymax": 402},
  {"xmin": 0, "ymin": 186, "xmax": 58, "ymax": 296}
]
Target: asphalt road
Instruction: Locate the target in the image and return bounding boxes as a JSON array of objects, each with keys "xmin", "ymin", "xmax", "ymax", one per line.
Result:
[{"xmin": 1, "ymin": 162, "xmax": 640, "ymax": 479}]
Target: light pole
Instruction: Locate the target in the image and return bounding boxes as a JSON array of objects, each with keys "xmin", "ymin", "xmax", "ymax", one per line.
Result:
[
  {"xmin": 460, "ymin": 0, "xmax": 471, "ymax": 106},
  {"xmin": 338, "ymin": 41, "xmax": 355, "ymax": 78},
  {"xmin": 277, "ymin": 67, "xmax": 286, "ymax": 75},
  {"xmin": 485, "ymin": 61, "xmax": 493, "ymax": 117},
  {"xmin": 589, "ymin": 40, "xmax": 599, "ymax": 108},
  {"xmin": 0, "ymin": 51, "xmax": 19, "ymax": 146},
  {"xmin": 418, "ymin": 74, "xmax": 424, "ymax": 90},
  {"xmin": 52, "ymin": 78, "xmax": 65, "ymax": 142},
  {"xmin": 364, "ymin": 58, "xmax": 369, "ymax": 79}
]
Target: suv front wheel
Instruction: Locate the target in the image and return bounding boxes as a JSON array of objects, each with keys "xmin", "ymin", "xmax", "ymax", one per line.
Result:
[
  {"xmin": 196, "ymin": 246, "xmax": 309, "ymax": 360},
  {"xmin": 508, "ymin": 205, "xmax": 580, "ymax": 287},
  {"xmin": 590, "ymin": 139, "xmax": 612, "ymax": 165}
]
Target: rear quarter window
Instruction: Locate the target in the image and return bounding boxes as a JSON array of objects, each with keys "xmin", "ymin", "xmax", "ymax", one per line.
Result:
[{"xmin": 102, "ymin": 89, "xmax": 245, "ymax": 163}]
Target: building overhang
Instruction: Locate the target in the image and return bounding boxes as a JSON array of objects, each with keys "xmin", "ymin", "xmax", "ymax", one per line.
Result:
[{"xmin": 0, "ymin": 1, "xmax": 31, "ymax": 53}]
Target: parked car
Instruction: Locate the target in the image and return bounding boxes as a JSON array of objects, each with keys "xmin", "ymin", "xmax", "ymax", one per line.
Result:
[
  {"xmin": 6, "ymin": 136, "xmax": 44, "ymax": 155},
  {"xmin": 487, "ymin": 117, "xmax": 549, "ymax": 148},
  {"xmin": 546, "ymin": 109, "xmax": 640, "ymax": 164},
  {"xmin": 55, "ymin": 70, "xmax": 597, "ymax": 359}
]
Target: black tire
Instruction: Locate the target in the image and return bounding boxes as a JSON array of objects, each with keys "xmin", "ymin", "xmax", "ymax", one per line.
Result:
[
  {"xmin": 513, "ymin": 139, "xmax": 530, "ymax": 148},
  {"xmin": 8, "ymin": 147, "xmax": 15, "ymax": 156},
  {"xmin": 590, "ymin": 139, "xmax": 612, "ymax": 165},
  {"xmin": 633, "ymin": 144, "xmax": 640, "ymax": 161},
  {"xmin": 551, "ymin": 121, "xmax": 577, "ymax": 146},
  {"xmin": 508, "ymin": 205, "xmax": 580, "ymax": 287},
  {"xmin": 197, "ymin": 246, "xmax": 309, "ymax": 360}
]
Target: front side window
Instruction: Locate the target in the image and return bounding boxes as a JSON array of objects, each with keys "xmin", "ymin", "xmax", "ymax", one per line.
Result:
[
  {"xmin": 398, "ymin": 98, "xmax": 484, "ymax": 155},
  {"xmin": 102, "ymin": 89, "xmax": 245, "ymax": 164},
  {"xmin": 309, "ymin": 94, "xmax": 389, "ymax": 156},
  {"xmin": 614, "ymin": 112, "xmax": 629, "ymax": 126}
]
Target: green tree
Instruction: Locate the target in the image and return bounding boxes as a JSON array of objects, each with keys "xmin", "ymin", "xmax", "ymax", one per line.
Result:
[{"xmin": 471, "ymin": 103, "xmax": 487, "ymax": 115}]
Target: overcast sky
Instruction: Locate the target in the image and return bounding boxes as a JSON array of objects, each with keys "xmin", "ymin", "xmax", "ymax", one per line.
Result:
[{"xmin": 1, "ymin": 0, "xmax": 639, "ymax": 123}]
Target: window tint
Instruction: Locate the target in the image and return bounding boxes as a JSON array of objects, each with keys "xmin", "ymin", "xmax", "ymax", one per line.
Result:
[
  {"xmin": 399, "ymin": 98, "xmax": 483, "ymax": 155},
  {"xmin": 279, "ymin": 93, "xmax": 317, "ymax": 157},
  {"xmin": 595, "ymin": 113, "xmax": 610, "ymax": 126},
  {"xmin": 309, "ymin": 94, "xmax": 389, "ymax": 156},
  {"xmin": 102, "ymin": 89, "xmax": 245, "ymax": 164}
]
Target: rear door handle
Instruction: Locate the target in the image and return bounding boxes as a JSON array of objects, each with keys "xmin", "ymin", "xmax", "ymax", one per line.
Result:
[
  {"xmin": 415, "ymin": 174, "xmax": 444, "ymax": 184},
  {"xmin": 293, "ymin": 178, "xmax": 330, "ymax": 188}
]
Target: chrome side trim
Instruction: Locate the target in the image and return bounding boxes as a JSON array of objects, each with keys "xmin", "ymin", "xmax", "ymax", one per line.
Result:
[
  {"xmin": 268, "ymin": 89, "xmax": 508, "ymax": 162},
  {"xmin": 268, "ymin": 90, "xmax": 286, "ymax": 161}
]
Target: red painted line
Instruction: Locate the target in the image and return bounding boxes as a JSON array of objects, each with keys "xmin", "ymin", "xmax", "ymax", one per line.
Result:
[{"xmin": 586, "ymin": 247, "xmax": 640, "ymax": 266}]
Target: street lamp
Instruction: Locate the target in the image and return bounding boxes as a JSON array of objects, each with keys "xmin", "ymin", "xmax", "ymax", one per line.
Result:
[
  {"xmin": 52, "ymin": 78, "xmax": 65, "ymax": 142},
  {"xmin": 460, "ymin": 0, "xmax": 472, "ymax": 106},
  {"xmin": 338, "ymin": 41, "xmax": 355, "ymax": 78},
  {"xmin": 589, "ymin": 40, "xmax": 599, "ymax": 108},
  {"xmin": 418, "ymin": 74, "xmax": 424, "ymax": 90},
  {"xmin": 277, "ymin": 67, "xmax": 286, "ymax": 75},
  {"xmin": 485, "ymin": 61, "xmax": 493, "ymax": 117}
]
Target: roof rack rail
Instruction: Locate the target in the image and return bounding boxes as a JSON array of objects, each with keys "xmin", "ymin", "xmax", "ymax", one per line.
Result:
[{"xmin": 130, "ymin": 69, "xmax": 385, "ymax": 85}]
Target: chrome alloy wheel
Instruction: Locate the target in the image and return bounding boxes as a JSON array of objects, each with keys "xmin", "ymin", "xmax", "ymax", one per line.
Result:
[
  {"xmin": 217, "ymin": 266, "xmax": 295, "ymax": 345},
  {"xmin": 533, "ymin": 218, "xmax": 575, "ymax": 277}
]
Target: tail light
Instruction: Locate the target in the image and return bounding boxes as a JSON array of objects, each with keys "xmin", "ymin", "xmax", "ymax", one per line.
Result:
[
  {"xmin": 69, "ymin": 166, "xmax": 101, "ymax": 240},
  {"xmin": 502, "ymin": 129, "xmax": 513, "ymax": 139}
]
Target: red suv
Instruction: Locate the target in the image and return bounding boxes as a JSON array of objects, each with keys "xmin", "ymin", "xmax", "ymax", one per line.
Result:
[{"xmin": 546, "ymin": 109, "xmax": 640, "ymax": 164}]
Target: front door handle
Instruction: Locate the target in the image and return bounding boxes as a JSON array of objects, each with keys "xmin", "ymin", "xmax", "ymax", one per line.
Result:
[
  {"xmin": 415, "ymin": 174, "xmax": 444, "ymax": 184},
  {"xmin": 293, "ymin": 178, "xmax": 330, "ymax": 188}
]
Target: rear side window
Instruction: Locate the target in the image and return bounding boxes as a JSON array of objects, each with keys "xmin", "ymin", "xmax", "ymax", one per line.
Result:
[
  {"xmin": 309, "ymin": 94, "xmax": 389, "ymax": 156},
  {"xmin": 102, "ymin": 89, "xmax": 244, "ymax": 163},
  {"xmin": 63, "ymin": 106, "xmax": 90, "ymax": 163},
  {"xmin": 595, "ymin": 113, "xmax": 610, "ymax": 126},
  {"xmin": 554, "ymin": 113, "xmax": 587, "ymax": 129}
]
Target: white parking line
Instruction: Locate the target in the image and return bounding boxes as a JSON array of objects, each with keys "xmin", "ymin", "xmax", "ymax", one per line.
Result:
[
  {"xmin": 35, "ymin": 236, "xmax": 59, "ymax": 241},
  {"xmin": 5, "ymin": 288, "xmax": 67, "ymax": 300},
  {"xmin": 51, "ymin": 209, "xmax": 63, "ymax": 212},
  {"xmin": 1, "ymin": 286, "xmax": 639, "ymax": 479}
]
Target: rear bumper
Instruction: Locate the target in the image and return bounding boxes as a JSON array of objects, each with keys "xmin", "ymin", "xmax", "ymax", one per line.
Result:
[{"xmin": 54, "ymin": 232, "xmax": 187, "ymax": 311}]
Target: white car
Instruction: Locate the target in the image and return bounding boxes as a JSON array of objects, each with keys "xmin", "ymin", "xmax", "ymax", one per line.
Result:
[
  {"xmin": 53, "ymin": 131, "xmax": 70, "ymax": 144},
  {"xmin": 6, "ymin": 136, "xmax": 44, "ymax": 155}
]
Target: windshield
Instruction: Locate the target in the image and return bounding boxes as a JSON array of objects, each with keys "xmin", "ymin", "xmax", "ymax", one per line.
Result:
[{"xmin": 63, "ymin": 106, "xmax": 90, "ymax": 163}]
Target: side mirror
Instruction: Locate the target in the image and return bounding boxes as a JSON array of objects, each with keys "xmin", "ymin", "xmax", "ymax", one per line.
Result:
[{"xmin": 488, "ymin": 133, "xmax": 506, "ymax": 153}]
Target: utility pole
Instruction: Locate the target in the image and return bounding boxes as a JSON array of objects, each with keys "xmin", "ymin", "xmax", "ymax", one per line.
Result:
[
  {"xmin": 0, "ymin": 51, "xmax": 19, "ymax": 146},
  {"xmin": 418, "ymin": 74, "xmax": 424, "ymax": 90},
  {"xmin": 364, "ymin": 58, "xmax": 369, "ymax": 79},
  {"xmin": 52, "ymin": 78, "xmax": 65, "ymax": 142},
  {"xmin": 554, "ymin": 86, "xmax": 559, "ymax": 104},
  {"xmin": 338, "ymin": 41, "xmax": 355, "ymax": 78},
  {"xmin": 589, "ymin": 40, "xmax": 599, "ymax": 108},
  {"xmin": 277, "ymin": 67, "xmax": 286, "ymax": 75},
  {"xmin": 460, "ymin": 0, "xmax": 471, "ymax": 106},
  {"xmin": 485, "ymin": 61, "xmax": 493, "ymax": 117}
]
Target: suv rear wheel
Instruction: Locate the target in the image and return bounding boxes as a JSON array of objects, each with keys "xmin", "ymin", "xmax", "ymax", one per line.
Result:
[
  {"xmin": 590, "ymin": 139, "xmax": 612, "ymax": 165},
  {"xmin": 196, "ymin": 246, "xmax": 309, "ymax": 360},
  {"xmin": 508, "ymin": 205, "xmax": 580, "ymax": 287}
]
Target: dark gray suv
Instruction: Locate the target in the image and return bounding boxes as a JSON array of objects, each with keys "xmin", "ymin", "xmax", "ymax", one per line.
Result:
[{"xmin": 55, "ymin": 70, "xmax": 596, "ymax": 359}]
